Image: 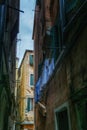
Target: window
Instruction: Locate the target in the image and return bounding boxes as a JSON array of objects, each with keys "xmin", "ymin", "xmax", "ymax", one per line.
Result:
[
  {"xmin": 30, "ymin": 74, "xmax": 34, "ymax": 86},
  {"xmin": 59, "ymin": 0, "xmax": 87, "ymax": 45},
  {"xmin": 60, "ymin": 0, "xmax": 85, "ymax": 26},
  {"xmin": 65, "ymin": 0, "xmax": 83, "ymax": 23},
  {"xmin": 57, "ymin": 109, "xmax": 69, "ymax": 130},
  {"xmin": 52, "ymin": 25, "xmax": 61, "ymax": 62},
  {"xmin": 29, "ymin": 55, "xmax": 34, "ymax": 66},
  {"xmin": 55, "ymin": 102, "xmax": 71, "ymax": 130},
  {"xmin": 26, "ymin": 98, "xmax": 33, "ymax": 112}
]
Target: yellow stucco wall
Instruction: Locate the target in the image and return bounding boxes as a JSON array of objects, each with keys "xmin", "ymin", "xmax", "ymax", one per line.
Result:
[{"xmin": 17, "ymin": 50, "xmax": 34, "ymax": 129}]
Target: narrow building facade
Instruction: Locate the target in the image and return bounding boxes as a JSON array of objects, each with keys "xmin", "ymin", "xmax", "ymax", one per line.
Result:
[
  {"xmin": 0, "ymin": 0, "xmax": 20, "ymax": 129},
  {"xmin": 16, "ymin": 50, "xmax": 34, "ymax": 130}
]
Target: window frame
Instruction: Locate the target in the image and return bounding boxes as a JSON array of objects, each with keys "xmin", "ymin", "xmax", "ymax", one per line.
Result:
[
  {"xmin": 59, "ymin": 0, "xmax": 86, "ymax": 28},
  {"xmin": 59, "ymin": 0, "xmax": 87, "ymax": 46},
  {"xmin": 54, "ymin": 102, "xmax": 71, "ymax": 130}
]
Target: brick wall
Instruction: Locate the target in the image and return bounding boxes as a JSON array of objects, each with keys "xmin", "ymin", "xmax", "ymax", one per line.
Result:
[
  {"xmin": 33, "ymin": 0, "xmax": 87, "ymax": 130},
  {"xmin": 44, "ymin": 27, "xmax": 87, "ymax": 130}
]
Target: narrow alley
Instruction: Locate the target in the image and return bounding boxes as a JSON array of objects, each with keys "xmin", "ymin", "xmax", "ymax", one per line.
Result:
[{"xmin": 0, "ymin": 0, "xmax": 87, "ymax": 130}]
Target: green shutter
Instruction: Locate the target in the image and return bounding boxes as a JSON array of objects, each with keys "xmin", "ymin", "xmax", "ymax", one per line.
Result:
[
  {"xmin": 27, "ymin": 98, "xmax": 33, "ymax": 111},
  {"xmin": 29, "ymin": 55, "xmax": 33, "ymax": 66},
  {"xmin": 30, "ymin": 74, "xmax": 34, "ymax": 86},
  {"xmin": 30, "ymin": 98, "xmax": 33, "ymax": 111},
  {"xmin": 27, "ymin": 98, "xmax": 30, "ymax": 111},
  {"xmin": 51, "ymin": 25, "xmax": 60, "ymax": 62}
]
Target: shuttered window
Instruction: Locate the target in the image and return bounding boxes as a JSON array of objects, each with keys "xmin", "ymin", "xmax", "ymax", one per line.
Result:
[
  {"xmin": 63, "ymin": 0, "xmax": 83, "ymax": 23},
  {"xmin": 51, "ymin": 24, "xmax": 61, "ymax": 62},
  {"xmin": 27, "ymin": 98, "xmax": 30, "ymax": 111},
  {"xmin": 30, "ymin": 74, "xmax": 34, "ymax": 86},
  {"xmin": 29, "ymin": 55, "xmax": 34, "ymax": 66},
  {"xmin": 27, "ymin": 98, "xmax": 33, "ymax": 112}
]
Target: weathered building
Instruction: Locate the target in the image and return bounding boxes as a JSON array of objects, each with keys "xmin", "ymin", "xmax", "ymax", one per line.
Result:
[
  {"xmin": 0, "ymin": 0, "xmax": 20, "ymax": 129},
  {"xmin": 33, "ymin": 0, "xmax": 87, "ymax": 130},
  {"xmin": 16, "ymin": 50, "xmax": 34, "ymax": 130}
]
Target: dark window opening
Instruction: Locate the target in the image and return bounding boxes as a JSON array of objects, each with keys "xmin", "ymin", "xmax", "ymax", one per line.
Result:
[{"xmin": 56, "ymin": 109, "xmax": 69, "ymax": 130}]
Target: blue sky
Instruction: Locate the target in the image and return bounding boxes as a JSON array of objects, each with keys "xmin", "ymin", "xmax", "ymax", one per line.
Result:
[{"xmin": 17, "ymin": 0, "xmax": 35, "ymax": 66}]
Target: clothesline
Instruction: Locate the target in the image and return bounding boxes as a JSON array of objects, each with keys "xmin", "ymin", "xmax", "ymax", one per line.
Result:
[{"xmin": 35, "ymin": 58, "xmax": 54, "ymax": 102}]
